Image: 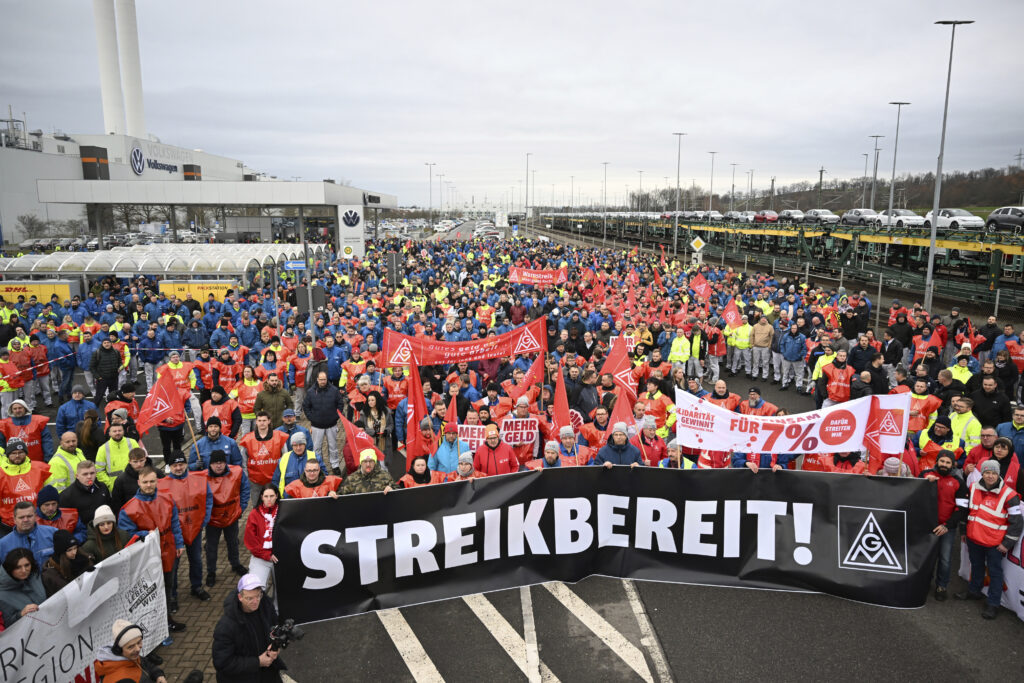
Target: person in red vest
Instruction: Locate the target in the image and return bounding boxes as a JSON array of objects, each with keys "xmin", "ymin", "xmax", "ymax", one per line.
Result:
[
  {"xmin": 0, "ymin": 399, "xmax": 53, "ymax": 462},
  {"xmin": 0, "ymin": 438, "xmax": 50, "ymax": 532},
  {"xmin": 238, "ymin": 412, "xmax": 290, "ymax": 508},
  {"xmin": 203, "ymin": 385, "xmax": 242, "ymax": 439},
  {"xmin": 117, "ymin": 465, "xmax": 186, "ymax": 633},
  {"xmin": 578, "ymin": 405, "xmax": 612, "ymax": 450},
  {"xmin": 204, "ymin": 450, "xmax": 250, "ymax": 585},
  {"xmin": 284, "ymin": 457, "xmax": 342, "ymax": 498},
  {"xmin": 736, "ymin": 387, "xmax": 778, "ymax": 416},
  {"xmin": 26, "ymin": 335, "xmax": 52, "ymax": 409},
  {"xmin": 630, "ymin": 418, "xmax": 666, "ymax": 467},
  {"xmin": 396, "ymin": 455, "xmax": 447, "ymax": 488},
  {"xmin": 707, "ymin": 380, "xmax": 741, "ymax": 411},
  {"xmin": 473, "ymin": 424, "xmax": 519, "ymax": 476},
  {"xmin": 968, "ymin": 437, "xmax": 1021, "ymax": 494},
  {"xmin": 34, "ymin": 485, "xmax": 86, "ymax": 542},
  {"xmin": 920, "ymin": 451, "xmax": 969, "ymax": 602},
  {"xmin": 158, "ymin": 451, "xmax": 213, "ymax": 611},
  {"xmin": 825, "ymin": 452, "xmax": 868, "ymax": 474},
  {"xmin": 446, "ymin": 453, "xmax": 484, "ymax": 481},
  {"xmin": 958, "ymin": 460, "xmax": 1024, "ymax": 619},
  {"xmin": 526, "ymin": 441, "xmax": 564, "ymax": 469},
  {"xmin": 817, "ymin": 349, "xmax": 856, "ymax": 408}
]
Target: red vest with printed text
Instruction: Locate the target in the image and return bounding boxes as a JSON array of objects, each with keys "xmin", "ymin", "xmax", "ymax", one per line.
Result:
[
  {"xmin": 158, "ymin": 472, "xmax": 208, "ymax": 545},
  {"xmin": 208, "ymin": 467, "xmax": 243, "ymax": 528},
  {"xmin": 0, "ymin": 415, "xmax": 50, "ymax": 462},
  {"xmin": 122, "ymin": 491, "xmax": 177, "ymax": 572}
]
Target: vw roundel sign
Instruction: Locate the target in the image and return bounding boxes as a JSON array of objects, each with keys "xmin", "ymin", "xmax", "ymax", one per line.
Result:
[
  {"xmin": 130, "ymin": 146, "xmax": 145, "ymax": 175},
  {"xmin": 342, "ymin": 210, "xmax": 361, "ymax": 227}
]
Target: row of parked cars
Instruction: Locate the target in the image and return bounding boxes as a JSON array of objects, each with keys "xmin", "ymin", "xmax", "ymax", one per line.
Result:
[{"xmin": 663, "ymin": 206, "xmax": 1024, "ymax": 231}]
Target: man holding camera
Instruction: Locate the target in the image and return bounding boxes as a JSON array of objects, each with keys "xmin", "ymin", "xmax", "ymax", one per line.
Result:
[{"xmin": 213, "ymin": 573, "xmax": 288, "ymax": 682}]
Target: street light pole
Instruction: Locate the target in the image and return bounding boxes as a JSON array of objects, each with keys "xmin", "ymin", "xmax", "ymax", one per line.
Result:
[
  {"xmin": 926, "ymin": 19, "xmax": 973, "ymax": 312},
  {"xmin": 869, "ymin": 135, "xmax": 884, "ymax": 209},
  {"xmin": 425, "ymin": 162, "xmax": 435, "ymax": 232},
  {"xmin": 637, "ymin": 171, "xmax": 643, "ymax": 212},
  {"xmin": 708, "ymin": 152, "xmax": 717, "ymax": 212},
  {"xmin": 437, "ymin": 173, "xmax": 445, "ymax": 219},
  {"xmin": 525, "ymin": 152, "xmax": 531, "ymax": 229},
  {"xmin": 886, "ymin": 102, "xmax": 910, "ymax": 228},
  {"xmin": 672, "ymin": 133, "xmax": 685, "ymax": 255},
  {"xmin": 861, "ymin": 153, "xmax": 869, "ymax": 208},
  {"xmin": 602, "ymin": 161, "xmax": 609, "ymax": 246},
  {"xmin": 729, "ymin": 163, "xmax": 737, "ymax": 214}
]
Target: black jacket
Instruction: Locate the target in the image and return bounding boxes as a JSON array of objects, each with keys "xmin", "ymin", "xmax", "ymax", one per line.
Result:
[
  {"xmin": 58, "ymin": 478, "xmax": 112, "ymax": 525},
  {"xmin": 882, "ymin": 338, "xmax": 904, "ymax": 367},
  {"xmin": 89, "ymin": 345, "xmax": 122, "ymax": 380},
  {"xmin": 110, "ymin": 458, "xmax": 164, "ymax": 515},
  {"xmin": 970, "ymin": 388, "xmax": 1012, "ymax": 429},
  {"xmin": 212, "ymin": 592, "xmax": 286, "ymax": 683},
  {"xmin": 302, "ymin": 383, "xmax": 344, "ymax": 429}
]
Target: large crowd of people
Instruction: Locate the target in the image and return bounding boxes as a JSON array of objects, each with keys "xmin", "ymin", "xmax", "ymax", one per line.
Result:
[{"xmin": 0, "ymin": 232, "xmax": 1021, "ymax": 677}]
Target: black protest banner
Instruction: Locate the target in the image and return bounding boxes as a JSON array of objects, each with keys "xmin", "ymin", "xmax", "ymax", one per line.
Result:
[{"xmin": 273, "ymin": 468, "xmax": 938, "ymax": 624}]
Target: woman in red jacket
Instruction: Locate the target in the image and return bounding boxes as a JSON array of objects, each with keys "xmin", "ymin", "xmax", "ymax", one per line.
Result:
[{"xmin": 243, "ymin": 485, "xmax": 279, "ymax": 591}]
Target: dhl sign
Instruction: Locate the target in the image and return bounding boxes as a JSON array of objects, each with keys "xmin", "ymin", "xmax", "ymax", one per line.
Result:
[
  {"xmin": 0, "ymin": 280, "xmax": 79, "ymax": 303},
  {"xmin": 159, "ymin": 280, "xmax": 239, "ymax": 302}
]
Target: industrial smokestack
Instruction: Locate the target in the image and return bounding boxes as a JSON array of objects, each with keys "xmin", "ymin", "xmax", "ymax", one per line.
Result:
[
  {"xmin": 115, "ymin": 0, "xmax": 146, "ymax": 139},
  {"xmin": 91, "ymin": 0, "xmax": 125, "ymax": 135}
]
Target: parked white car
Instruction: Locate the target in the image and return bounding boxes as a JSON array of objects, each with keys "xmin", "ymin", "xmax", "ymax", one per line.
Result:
[
  {"xmin": 923, "ymin": 208, "xmax": 985, "ymax": 230},
  {"xmin": 874, "ymin": 209, "xmax": 926, "ymax": 228},
  {"xmin": 738, "ymin": 211, "xmax": 756, "ymax": 223},
  {"xmin": 802, "ymin": 209, "xmax": 840, "ymax": 225}
]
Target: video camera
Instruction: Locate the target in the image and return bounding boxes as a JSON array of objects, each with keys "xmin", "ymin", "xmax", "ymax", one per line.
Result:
[{"xmin": 269, "ymin": 619, "xmax": 305, "ymax": 651}]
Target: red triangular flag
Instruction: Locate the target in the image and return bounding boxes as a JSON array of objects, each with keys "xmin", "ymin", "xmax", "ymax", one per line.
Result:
[
  {"xmin": 722, "ymin": 298, "xmax": 743, "ymax": 329},
  {"xmin": 626, "ymin": 284, "xmax": 637, "ymax": 314},
  {"xmin": 551, "ymin": 371, "xmax": 572, "ymax": 435},
  {"xmin": 136, "ymin": 372, "xmax": 184, "ymax": 436},
  {"xmin": 653, "ymin": 269, "xmax": 663, "ymax": 290},
  {"xmin": 405, "ymin": 368, "xmax": 430, "ymax": 469},
  {"xmin": 609, "ymin": 390, "xmax": 635, "ymax": 434},
  {"xmin": 691, "ymin": 273, "xmax": 712, "ymax": 300},
  {"xmin": 603, "ymin": 334, "xmax": 637, "ymax": 405},
  {"xmin": 338, "ymin": 411, "xmax": 385, "ymax": 463},
  {"xmin": 444, "ymin": 391, "xmax": 459, "ymax": 427},
  {"xmin": 509, "ymin": 353, "xmax": 544, "ymax": 402}
]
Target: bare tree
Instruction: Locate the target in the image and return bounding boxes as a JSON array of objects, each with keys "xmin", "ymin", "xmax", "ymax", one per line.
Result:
[{"xmin": 17, "ymin": 214, "xmax": 49, "ymax": 240}]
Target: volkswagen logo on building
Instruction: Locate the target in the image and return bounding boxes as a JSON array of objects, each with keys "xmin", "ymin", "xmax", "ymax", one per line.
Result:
[
  {"xmin": 342, "ymin": 210, "xmax": 361, "ymax": 227},
  {"xmin": 130, "ymin": 146, "xmax": 145, "ymax": 175}
]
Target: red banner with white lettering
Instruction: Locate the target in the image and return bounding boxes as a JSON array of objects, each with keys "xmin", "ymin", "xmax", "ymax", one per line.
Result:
[
  {"xmin": 509, "ymin": 266, "xmax": 568, "ymax": 286},
  {"xmin": 381, "ymin": 318, "xmax": 547, "ymax": 367}
]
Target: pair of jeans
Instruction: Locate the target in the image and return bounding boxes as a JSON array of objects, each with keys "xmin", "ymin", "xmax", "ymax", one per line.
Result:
[
  {"xmin": 934, "ymin": 528, "xmax": 955, "ymax": 588},
  {"xmin": 170, "ymin": 536, "xmax": 203, "ymax": 597},
  {"xmin": 966, "ymin": 539, "xmax": 1005, "ymax": 606},
  {"xmin": 205, "ymin": 520, "xmax": 241, "ymax": 573}
]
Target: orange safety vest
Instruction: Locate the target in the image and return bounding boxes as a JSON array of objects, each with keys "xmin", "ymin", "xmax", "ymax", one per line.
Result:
[
  {"xmin": 707, "ymin": 393, "xmax": 741, "ymax": 411},
  {"xmin": 157, "ymin": 472, "xmax": 208, "ymax": 545},
  {"xmin": 822, "ymin": 363, "xmax": 855, "ymax": 402},
  {"xmin": 285, "ymin": 475, "xmax": 344, "ymax": 498},
  {"xmin": 0, "ymin": 416, "xmax": 51, "ymax": 462},
  {"xmin": 122, "ymin": 491, "xmax": 177, "ymax": 572},
  {"xmin": 27, "ymin": 345, "xmax": 50, "ymax": 377},
  {"xmin": 290, "ymin": 355, "xmax": 311, "ymax": 389},
  {"xmin": 193, "ymin": 358, "xmax": 214, "ymax": 390},
  {"xmin": 105, "ymin": 399, "xmax": 140, "ymax": 423},
  {"xmin": 397, "ymin": 471, "xmax": 448, "ymax": 488},
  {"xmin": 827, "ymin": 457, "xmax": 867, "ymax": 474},
  {"xmin": 0, "ymin": 461, "xmax": 50, "ymax": 526},
  {"xmin": 37, "ymin": 507, "xmax": 79, "ymax": 535},
  {"xmin": 208, "ymin": 467, "xmax": 243, "ymax": 528},
  {"xmin": 579, "ymin": 421, "xmax": 611, "ymax": 450},
  {"xmin": 966, "ymin": 481, "xmax": 1017, "ymax": 547},
  {"xmin": 697, "ymin": 449, "xmax": 730, "ymax": 469},
  {"xmin": 255, "ymin": 362, "xmax": 286, "ymax": 385},
  {"xmin": 203, "ymin": 399, "xmax": 237, "ymax": 436},
  {"xmin": 212, "ymin": 360, "xmax": 243, "ymax": 393},
  {"xmin": 800, "ymin": 453, "xmax": 833, "ymax": 472},
  {"xmin": 239, "ymin": 430, "xmax": 289, "ymax": 485},
  {"xmin": 445, "ymin": 469, "xmax": 483, "ymax": 481},
  {"xmin": 234, "ymin": 381, "xmax": 262, "ymax": 415},
  {"xmin": 384, "ymin": 376, "xmax": 408, "ymax": 410}
]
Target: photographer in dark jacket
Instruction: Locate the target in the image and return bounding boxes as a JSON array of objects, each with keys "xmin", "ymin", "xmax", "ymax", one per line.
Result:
[{"xmin": 213, "ymin": 573, "xmax": 287, "ymax": 683}]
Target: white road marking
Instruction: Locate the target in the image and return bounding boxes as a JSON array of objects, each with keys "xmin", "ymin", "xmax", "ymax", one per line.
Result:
[
  {"xmin": 377, "ymin": 608, "xmax": 444, "ymax": 683},
  {"xmin": 463, "ymin": 593, "xmax": 560, "ymax": 682},
  {"xmin": 622, "ymin": 579, "xmax": 674, "ymax": 682},
  {"xmin": 543, "ymin": 582, "xmax": 654, "ymax": 683},
  {"xmin": 520, "ymin": 586, "xmax": 541, "ymax": 683}
]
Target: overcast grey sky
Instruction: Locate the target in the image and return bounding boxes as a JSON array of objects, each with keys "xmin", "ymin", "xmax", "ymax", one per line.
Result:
[{"xmin": 3, "ymin": 0, "xmax": 1022, "ymax": 208}]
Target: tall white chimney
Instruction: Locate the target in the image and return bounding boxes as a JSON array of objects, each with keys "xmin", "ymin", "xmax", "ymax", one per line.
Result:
[
  {"xmin": 91, "ymin": 0, "xmax": 125, "ymax": 135},
  {"xmin": 115, "ymin": 0, "xmax": 146, "ymax": 139}
]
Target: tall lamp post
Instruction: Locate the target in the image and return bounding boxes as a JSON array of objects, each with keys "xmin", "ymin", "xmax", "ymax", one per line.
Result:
[
  {"xmin": 525, "ymin": 153, "xmax": 531, "ymax": 229},
  {"xmin": 869, "ymin": 135, "xmax": 884, "ymax": 209},
  {"xmin": 886, "ymin": 102, "xmax": 910, "ymax": 227},
  {"xmin": 425, "ymin": 162, "xmax": 435, "ymax": 232},
  {"xmin": 925, "ymin": 19, "xmax": 973, "ymax": 312},
  {"xmin": 729, "ymin": 163, "xmax": 738, "ymax": 214},
  {"xmin": 602, "ymin": 161, "xmax": 609, "ymax": 246},
  {"xmin": 707, "ymin": 152, "xmax": 717, "ymax": 212},
  {"xmin": 672, "ymin": 133, "xmax": 685, "ymax": 255},
  {"xmin": 437, "ymin": 173, "xmax": 445, "ymax": 219}
]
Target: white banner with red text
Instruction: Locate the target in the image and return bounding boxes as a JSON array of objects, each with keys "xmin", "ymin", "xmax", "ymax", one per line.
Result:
[
  {"xmin": 674, "ymin": 390, "xmax": 910, "ymax": 455},
  {"xmin": 0, "ymin": 532, "xmax": 168, "ymax": 680},
  {"xmin": 509, "ymin": 266, "xmax": 568, "ymax": 286},
  {"xmin": 381, "ymin": 318, "xmax": 547, "ymax": 367}
]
